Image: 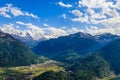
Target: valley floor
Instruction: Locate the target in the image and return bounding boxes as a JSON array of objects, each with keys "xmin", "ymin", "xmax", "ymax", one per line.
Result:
[{"xmin": 0, "ymin": 61, "xmax": 64, "ymax": 80}]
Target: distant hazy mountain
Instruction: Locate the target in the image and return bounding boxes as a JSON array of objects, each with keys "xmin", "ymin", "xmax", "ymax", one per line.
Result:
[
  {"xmin": 0, "ymin": 29, "xmax": 47, "ymax": 48},
  {"xmin": 33, "ymin": 32, "xmax": 99, "ymax": 57},
  {"xmin": 1, "ymin": 27, "xmax": 120, "ymax": 48},
  {"xmin": 33, "ymin": 32, "xmax": 120, "ymax": 63},
  {"xmin": 94, "ymin": 33, "xmax": 120, "ymax": 42},
  {"xmin": 13, "ymin": 34, "xmax": 46, "ymax": 48},
  {"xmin": 0, "ymin": 32, "xmax": 37, "ymax": 67}
]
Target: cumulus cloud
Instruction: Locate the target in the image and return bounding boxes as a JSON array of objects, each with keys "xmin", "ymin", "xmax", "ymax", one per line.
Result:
[
  {"xmin": 7, "ymin": 4, "xmax": 24, "ymax": 16},
  {"xmin": 78, "ymin": 0, "xmax": 106, "ymax": 8},
  {"xmin": 58, "ymin": 1, "xmax": 73, "ymax": 8},
  {"xmin": 0, "ymin": 6, "xmax": 11, "ymax": 18},
  {"xmin": 71, "ymin": 10, "xmax": 83, "ymax": 17},
  {"xmin": 86, "ymin": 25, "xmax": 120, "ymax": 36},
  {"xmin": 85, "ymin": 16, "xmax": 120, "ymax": 35},
  {"xmin": 69, "ymin": 0, "xmax": 120, "ymax": 35},
  {"xmin": 0, "ymin": 4, "xmax": 39, "ymax": 19},
  {"xmin": 43, "ymin": 27, "xmax": 68, "ymax": 39},
  {"xmin": 0, "ymin": 22, "xmax": 85, "ymax": 40},
  {"xmin": 72, "ymin": 15, "xmax": 89, "ymax": 23},
  {"xmin": 0, "ymin": 22, "xmax": 70, "ymax": 40},
  {"xmin": 71, "ymin": 9, "xmax": 89, "ymax": 23},
  {"xmin": 116, "ymin": 0, "xmax": 120, "ymax": 9},
  {"xmin": 71, "ymin": 0, "xmax": 120, "ymax": 25}
]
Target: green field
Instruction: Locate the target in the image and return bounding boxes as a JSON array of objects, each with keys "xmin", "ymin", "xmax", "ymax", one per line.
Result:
[
  {"xmin": 103, "ymin": 76, "xmax": 120, "ymax": 80},
  {"xmin": 0, "ymin": 61, "xmax": 64, "ymax": 80}
]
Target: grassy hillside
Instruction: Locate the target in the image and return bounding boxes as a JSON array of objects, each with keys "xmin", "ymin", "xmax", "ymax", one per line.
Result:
[
  {"xmin": 67, "ymin": 39, "xmax": 120, "ymax": 80},
  {"xmin": 0, "ymin": 32, "xmax": 37, "ymax": 67}
]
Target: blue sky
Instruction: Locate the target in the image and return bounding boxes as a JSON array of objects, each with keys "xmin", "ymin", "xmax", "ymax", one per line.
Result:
[
  {"xmin": 0, "ymin": 0, "xmax": 120, "ymax": 40},
  {"xmin": 0, "ymin": 0, "xmax": 80, "ymax": 28}
]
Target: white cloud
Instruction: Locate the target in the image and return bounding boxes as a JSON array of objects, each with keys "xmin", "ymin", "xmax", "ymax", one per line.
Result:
[
  {"xmin": 7, "ymin": 4, "xmax": 24, "ymax": 16},
  {"xmin": 16, "ymin": 21, "xmax": 25, "ymax": 25},
  {"xmin": 78, "ymin": 0, "xmax": 106, "ymax": 8},
  {"xmin": 80, "ymin": 0, "xmax": 119, "ymax": 22},
  {"xmin": 59, "ymin": 14, "xmax": 67, "ymax": 19},
  {"xmin": 24, "ymin": 12, "xmax": 39, "ymax": 19},
  {"xmin": 90, "ymin": 16, "xmax": 120, "ymax": 26},
  {"xmin": 5, "ymin": 21, "xmax": 120, "ymax": 39},
  {"xmin": 86, "ymin": 17, "xmax": 120, "ymax": 35},
  {"xmin": 0, "ymin": 4, "xmax": 39, "ymax": 19},
  {"xmin": 86, "ymin": 25, "xmax": 120, "ymax": 36},
  {"xmin": 86, "ymin": 8, "xmax": 107, "ymax": 19},
  {"xmin": 116, "ymin": 0, "xmax": 120, "ymax": 9},
  {"xmin": 71, "ymin": 9, "xmax": 89, "ymax": 23},
  {"xmin": 71, "ymin": 10, "xmax": 83, "ymax": 17},
  {"xmin": 0, "ymin": 6, "xmax": 11, "ymax": 18},
  {"xmin": 67, "ymin": 27, "xmax": 84, "ymax": 33},
  {"xmin": 0, "ymin": 23, "xmax": 23, "ymax": 36},
  {"xmin": 16, "ymin": 26, "xmax": 19, "ymax": 28},
  {"xmin": 72, "ymin": 14, "xmax": 89, "ymax": 23},
  {"xmin": 43, "ymin": 27, "xmax": 68, "ymax": 39},
  {"xmin": 70, "ymin": 0, "xmax": 120, "ymax": 35},
  {"xmin": 0, "ymin": 22, "xmax": 85, "ymax": 40},
  {"xmin": 58, "ymin": 1, "xmax": 73, "ymax": 8},
  {"xmin": 43, "ymin": 23, "xmax": 50, "ymax": 27},
  {"xmin": 63, "ymin": 0, "xmax": 120, "ymax": 35},
  {"xmin": 62, "ymin": 14, "xmax": 67, "ymax": 19}
]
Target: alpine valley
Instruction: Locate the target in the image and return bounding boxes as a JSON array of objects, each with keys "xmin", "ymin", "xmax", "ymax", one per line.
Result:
[
  {"xmin": 1, "ymin": 0, "xmax": 120, "ymax": 80},
  {"xmin": 0, "ymin": 31, "xmax": 120, "ymax": 80}
]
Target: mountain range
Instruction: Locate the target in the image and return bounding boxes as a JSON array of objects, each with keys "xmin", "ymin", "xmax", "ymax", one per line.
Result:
[
  {"xmin": 1, "ymin": 31, "xmax": 120, "ymax": 80},
  {"xmin": 33, "ymin": 32, "xmax": 120, "ymax": 63},
  {"xmin": 32, "ymin": 33, "xmax": 120, "ymax": 80}
]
